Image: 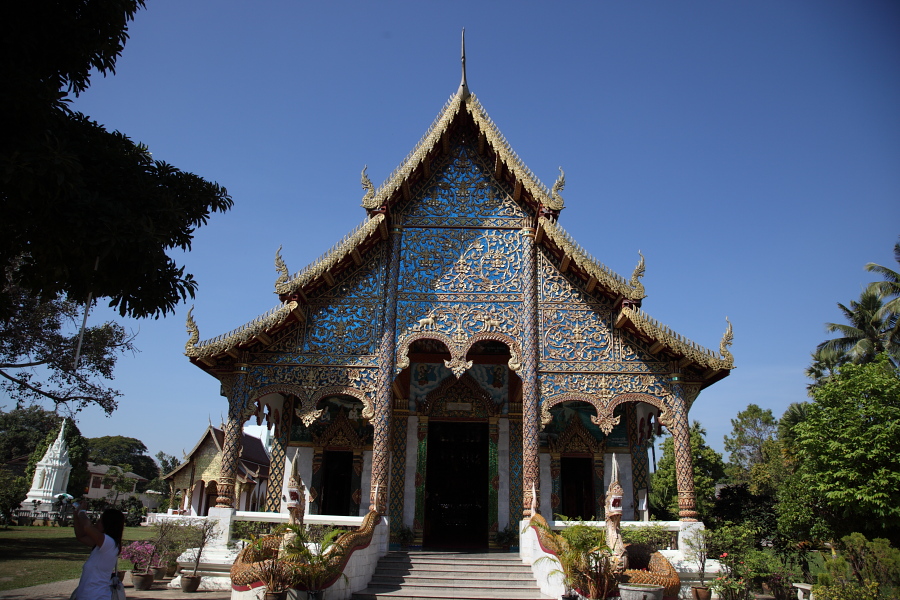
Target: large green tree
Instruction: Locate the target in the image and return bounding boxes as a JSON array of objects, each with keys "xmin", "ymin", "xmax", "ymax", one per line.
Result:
[
  {"xmin": 723, "ymin": 403, "xmax": 777, "ymax": 491},
  {"xmin": 86, "ymin": 435, "xmax": 156, "ymax": 482},
  {"xmin": 650, "ymin": 421, "xmax": 726, "ymax": 522},
  {"xmin": 0, "ymin": 0, "xmax": 232, "ymax": 320},
  {"xmin": 0, "ymin": 406, "xmax": 61, "ymax": 463},
  {"xmin": 778, "ymin": 355, "xmax": 900, "ymax": 544}
]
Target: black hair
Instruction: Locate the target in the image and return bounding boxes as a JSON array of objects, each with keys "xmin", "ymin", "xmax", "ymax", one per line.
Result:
[{"xmin": 100, "ymin": 508, "xmax": 125, "ymax": 551}]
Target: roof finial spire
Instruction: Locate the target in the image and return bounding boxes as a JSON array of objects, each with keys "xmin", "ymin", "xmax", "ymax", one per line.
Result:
[{"xmin": 458, "ymin": 28, "xmax": 470, "ymax": 99}]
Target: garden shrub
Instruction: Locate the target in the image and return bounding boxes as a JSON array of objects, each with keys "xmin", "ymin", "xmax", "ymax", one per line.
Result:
[{"xmin": 622, "ymin": 522, "xmax": 672, "ymax": 551}]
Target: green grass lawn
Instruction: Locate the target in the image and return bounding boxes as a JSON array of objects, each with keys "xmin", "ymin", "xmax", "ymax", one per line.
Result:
[{"xmin": 0, "ymin": 525, "xmax": 148, "ymax": 591}]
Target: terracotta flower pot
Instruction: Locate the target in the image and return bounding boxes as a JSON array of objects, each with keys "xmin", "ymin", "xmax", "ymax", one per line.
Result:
[
  {"xmin": 131, "ymin": 572, "xmax": 154, "ymax": 590},
  {"xmin": 151, "ymin": 565, "xmax": 167, "ymax": 580},
  {"xmin": 264, "ymin": 592, "xmax": 287, "ymax": 600},
  {"xmin": 692, "ymin": 586, "xmax": 712, "ymax": 600},
  {"xmin": 181, "ymin": 575, "xmax": 202, "ymax": 593}
]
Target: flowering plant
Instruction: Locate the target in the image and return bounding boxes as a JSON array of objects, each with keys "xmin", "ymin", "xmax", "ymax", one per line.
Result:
[
  {"xmin": 120, "ymin": 541, "xmax": 157, "ymax": 573},
  {"xmin": 708, "ymin": 572, "xmax": 750, "ymax": 600}
]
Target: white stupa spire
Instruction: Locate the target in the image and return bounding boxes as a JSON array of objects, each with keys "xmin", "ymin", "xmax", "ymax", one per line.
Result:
[{"xmin": 22, "ymin": 420, "xmax": 72, "ymax": 511}]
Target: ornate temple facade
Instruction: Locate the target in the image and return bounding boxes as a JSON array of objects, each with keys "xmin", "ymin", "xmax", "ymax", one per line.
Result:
[{"xmin": 185, "ymin": 65, "xmax": 733, "ymax": 548}]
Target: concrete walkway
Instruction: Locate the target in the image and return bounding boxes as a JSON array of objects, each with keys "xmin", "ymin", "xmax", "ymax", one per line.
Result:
[{"xmin": 0, "ymin": 573, "xmax": 232, "ymax": 600}]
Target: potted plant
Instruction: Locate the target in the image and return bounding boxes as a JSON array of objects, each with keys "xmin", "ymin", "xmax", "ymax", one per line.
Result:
[
  {"xmin": 495, "ymin": 522, "xmax": 518, "ymax": 552},
  {"xmin": 395, "ymin": 524, "xmax": 415, "ymax": 550},
  {"xmin": 683, "ymin": 526, "xmax": 712, "ymax": 600},
  {"xmin": 618, "ymin": 582, "xmax": 665, "ymax": 600},
  {"xmin": 281, "ymin": 524, "xmax": 349, "ymax": 600},
  {"xmin": 180, "ymin": 519, "xmax": 217, "ymax": 593},
  {"xmin": 120, "ymin": 541, "xmax": 156, "ymax": 590},
  {"xmin": 534, "ymin": 521, "xmax": 614, "ymax": 600},
  {"xmin": 255, "ymin": 553, "xmax": 293, "ymax": 600}
]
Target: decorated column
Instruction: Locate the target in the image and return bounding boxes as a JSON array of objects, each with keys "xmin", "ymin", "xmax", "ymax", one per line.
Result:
[
  {"xmin": 264, "ymin": 395, "xmax": 293, "ymax": 512},
  {"xmin": 520, "ymin": 225, "xmax": 541, "ymax": 517},
  {"xmin": 371, "ymin": 223, "xmax": 402, "ymax": 512},
  {"xmin": 669, "ymin": 375, "xmax": 698, "ymax": 521},
  {"xmin": 217, "ymin": 365, "xmax": 250, "ymax": 509}
]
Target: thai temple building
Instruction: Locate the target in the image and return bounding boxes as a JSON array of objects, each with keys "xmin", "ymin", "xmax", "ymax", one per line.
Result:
[{"xmin": 183, "ymin": 46, "xmax": 734, "ymax": 550}]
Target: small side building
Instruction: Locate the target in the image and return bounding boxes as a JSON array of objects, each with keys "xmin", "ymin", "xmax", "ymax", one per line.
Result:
[
  {"xmin": 85, "ymin": 462, "xmax": 147, "ymax": 504},
  {"xmin": 165, "ymin": 426, "xmax": 270, "ymax": 516}
]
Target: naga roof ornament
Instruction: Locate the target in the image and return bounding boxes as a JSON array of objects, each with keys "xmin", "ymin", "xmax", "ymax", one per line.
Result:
[
  {"xmin": 274, "ymin": 245, "xmax": 290, "ymax": 289},
  {"xmin": 360, "ymin": 165, "xmax": 376, "ymax": 209},
  {"xmin": 720, "ymin": 317, "xmax": 734, "ymax": 365},
  {"xmin": 185, "ymin": 306, "xmax": 200, "ymax": 354},
  {"xmin": 549, "ymin": 167, "xmax": 565, "ymax": 211},
  {"xmin": 629, "ymin": 251, "xmax": 646, "ymax": 298}
]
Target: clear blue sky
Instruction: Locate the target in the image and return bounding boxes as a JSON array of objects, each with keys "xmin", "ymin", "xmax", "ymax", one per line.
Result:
[{"xmin": 63, "ymin": 1, "xmax": 899, "ymax": 464}]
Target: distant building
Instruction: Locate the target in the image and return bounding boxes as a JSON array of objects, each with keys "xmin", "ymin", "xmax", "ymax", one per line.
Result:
[
  {"xmin": 85, "ymin": 462, "xmax": 147, "ymax": 503},
  {"xmin": 164, "ymin": 427, "xmax": 270, "ymax": 516}
]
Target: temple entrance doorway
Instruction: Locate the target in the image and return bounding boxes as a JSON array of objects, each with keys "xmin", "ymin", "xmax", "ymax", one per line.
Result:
[
  {"xmin": 319, "ymin": 450, "xmax": 353, "ymax": 516},
  {"xmin": 424, "ymin": 421, "xmax": 489, "ymax": 549},
  {"xmin": 560, "ymin": 456, "xmax": 595, "ymax": 519}
]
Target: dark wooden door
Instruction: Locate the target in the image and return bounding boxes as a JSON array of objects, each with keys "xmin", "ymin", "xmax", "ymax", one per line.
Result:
[
  {"xmin": 424, "ymin": 421, "xmax": 489, "ymax": 548},
  {"xmin": 320, "ymin": 450, "xmax": 353, "ymax": 516},
  {"xmin": 560, "ymin": 456, "xmax": 595, "ymax": 520}
]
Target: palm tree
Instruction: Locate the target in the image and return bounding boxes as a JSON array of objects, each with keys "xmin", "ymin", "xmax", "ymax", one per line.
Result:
[
  {"xmin": 817, "ymin": 286, "xmax": 895, "ymax": 366},
  {"xmin": 804, "ymin": 346, "xmax": 842, "ymax": 393},
  {"xmin": 865, "ymin": 237, "xmax": 900, "ymax": 356}
]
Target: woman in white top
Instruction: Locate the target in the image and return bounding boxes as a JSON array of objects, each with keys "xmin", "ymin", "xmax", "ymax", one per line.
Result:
[{"xmin": 72, "ymin": 503, "xmax": 125, "ymax": 600}]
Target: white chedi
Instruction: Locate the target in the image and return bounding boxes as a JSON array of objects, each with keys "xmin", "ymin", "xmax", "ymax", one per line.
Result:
[{"xmin": 22, "ymin": 420, "xmax": 72, "ymax": 511}]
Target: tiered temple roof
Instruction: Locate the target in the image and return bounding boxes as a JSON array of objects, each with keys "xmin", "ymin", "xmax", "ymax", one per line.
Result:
[{"xmin": 186, "ymin": 81, "xmax": 734, "ymax": 384}]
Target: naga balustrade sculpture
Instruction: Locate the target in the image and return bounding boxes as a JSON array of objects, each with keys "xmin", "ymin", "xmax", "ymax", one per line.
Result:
[
  {"xmin": 528, "ymin": 454, "xmax": 680, "ymax": 599},
  {"xmin": 230, "ymin": 465, "xmax": 381, "ymax": 595}
]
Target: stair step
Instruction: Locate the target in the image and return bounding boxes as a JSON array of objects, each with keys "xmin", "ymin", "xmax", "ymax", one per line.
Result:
[
  {"xmin": 351, "ymin": 551, "xmax": 549, "ymax": 600},
  {"xmin": 373, "ymin": 570, "xmax": 535, "ymax": 580},
  {"xmin": 352, "ymin": 588, "xmax": 549, "ymax": 600},
  {"xmin": 371, "ymin": 576, "xmax": 538, "ymax": 586}
]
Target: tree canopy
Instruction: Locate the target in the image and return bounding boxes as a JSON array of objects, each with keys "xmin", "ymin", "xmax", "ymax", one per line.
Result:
[
  {"xmin": 86, "ymin": 435, "xmax": 157, "ymax": 482},
  {"xmin": 1, "ymin": 271, "xmax": 135, "ymax": 415},
  {"xmin": 780, "ymin": 355, "xmax": 900, "ymax": 543},
  {"xmin": 723, "ymin": 403, "xmax": 777, "ymax": 491},
  {"xmin": 0, "ymin": 0, "xmax": 232, "ymax": 319},
  {"xmin": 0, "ymin": 406, "xmax": 62, "ymax": 463}
]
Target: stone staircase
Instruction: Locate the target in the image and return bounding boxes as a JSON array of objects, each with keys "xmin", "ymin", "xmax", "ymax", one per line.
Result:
[{"xmin": 351, "ymin": 551, "xmax": 552, "ymax": 600}]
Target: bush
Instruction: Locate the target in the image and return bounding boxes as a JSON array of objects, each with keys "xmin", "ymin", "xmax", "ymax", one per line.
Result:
[
  {"xmin": 622, "ymin": 522, "xmax": 672, "ymax": 551},
  {"xmin": 232, "ymin": 520, "xmax": 279, "ymax": 541},
  {"xmin": 559, "ymin": 522, "xmax": 606, "ymax": 553},
  {"xmin": 814, "ymin": 533, "xmax": 900, "ymax": 600}
]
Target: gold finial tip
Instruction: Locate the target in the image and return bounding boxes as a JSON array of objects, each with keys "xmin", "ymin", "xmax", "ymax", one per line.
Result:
[{"xmin": 458, "ymin": 28, "xmax": 469, "ymax": 99}]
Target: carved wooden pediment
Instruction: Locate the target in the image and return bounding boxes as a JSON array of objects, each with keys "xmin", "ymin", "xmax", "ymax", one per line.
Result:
[
  {"xmin": 549, "ymin": 412, "xmax": 602, "ymax": 454},
  {"xmin": 312, "ymin": 409, "xmax": 364, "ymax": 449},
  {"xmin": 421, "ymin": 372, "xmax": 499, "ymax": 417}
]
